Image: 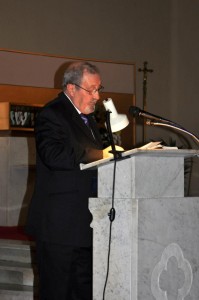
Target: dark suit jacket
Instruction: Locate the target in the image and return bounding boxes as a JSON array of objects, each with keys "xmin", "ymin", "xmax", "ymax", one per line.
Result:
[{"xmin": 26, "ymin": 92, "xmax": 103, "ymax": 247}]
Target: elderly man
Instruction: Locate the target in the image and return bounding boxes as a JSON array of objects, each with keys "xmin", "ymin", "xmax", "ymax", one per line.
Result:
[{"xmin": 26, "ymin": 61, "xmax": 107, "ymax": 299}]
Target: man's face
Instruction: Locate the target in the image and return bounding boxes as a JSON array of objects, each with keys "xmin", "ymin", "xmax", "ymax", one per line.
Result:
[{"xmin": 69, "ymin": 71, "xmax": 102, "ymax": 114}]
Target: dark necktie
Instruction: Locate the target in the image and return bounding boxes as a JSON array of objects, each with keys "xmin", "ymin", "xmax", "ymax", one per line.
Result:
[
  {"xmin": 80, "ymin": 113, "xmax": 90, "ymax": 127},
  {"xmin": 80, "ymin": 113, "xmax": 96, "ymax": 139}
]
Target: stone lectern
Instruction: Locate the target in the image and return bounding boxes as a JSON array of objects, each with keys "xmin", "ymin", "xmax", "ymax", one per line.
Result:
[{"xmin": 81, "ymin": 149, "xmax": 199, "ymax": 300}]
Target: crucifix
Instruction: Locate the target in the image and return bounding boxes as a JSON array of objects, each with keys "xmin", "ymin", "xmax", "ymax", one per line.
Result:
[{"xmin": 138, "ymin": 61, "xmax": 153, "ymax": 143}]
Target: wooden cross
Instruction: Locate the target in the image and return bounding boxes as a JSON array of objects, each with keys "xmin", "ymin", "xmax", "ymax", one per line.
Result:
[{"xmin": 138, "ymin": 61, "xmax": 153, "ymax": 142}]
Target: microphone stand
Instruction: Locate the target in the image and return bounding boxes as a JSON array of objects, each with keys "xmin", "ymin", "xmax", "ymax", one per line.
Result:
[{"xmin": 146, "ymin": 120, "xmax": 199, "ymax": 145}]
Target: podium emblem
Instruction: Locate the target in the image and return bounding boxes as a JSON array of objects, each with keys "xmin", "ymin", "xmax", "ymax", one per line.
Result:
[{"xmin": 151, "ymin": 243, "xmax": 193, "ymax": 300}]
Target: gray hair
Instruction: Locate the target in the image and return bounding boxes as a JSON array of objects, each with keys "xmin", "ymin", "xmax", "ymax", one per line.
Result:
[{"xmin": 62, "ymin": 61, "xmax": 100, "ymax": 90}]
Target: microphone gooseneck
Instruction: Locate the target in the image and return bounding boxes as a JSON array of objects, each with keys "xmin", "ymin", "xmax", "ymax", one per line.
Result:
[
  {"xmin": 146, "ymin": 120, "xmax": 199, "ymax": 144},
  {"xmin": 129, "ymin": 106, "xmax": 199, "ymax": 146}
]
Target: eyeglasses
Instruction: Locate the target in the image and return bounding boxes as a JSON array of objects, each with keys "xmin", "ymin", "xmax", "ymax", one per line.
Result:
[{"xmin": 73, "ymin": 83, "xmax": 104, "ymax": 95}]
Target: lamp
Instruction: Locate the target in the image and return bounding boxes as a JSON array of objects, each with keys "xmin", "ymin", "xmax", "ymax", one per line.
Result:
[
  {"xmin": 103, "ymin": 98, "xmax": 129, "ymax": 159},
  {"xmin": 103, "ymin": 98, "xmax": 129, "ymax": 133}
]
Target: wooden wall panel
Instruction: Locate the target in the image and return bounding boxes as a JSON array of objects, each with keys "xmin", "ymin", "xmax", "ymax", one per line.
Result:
[{"xmin": 0, "ymin": 49, "xmax": 136, "ymax": 94}]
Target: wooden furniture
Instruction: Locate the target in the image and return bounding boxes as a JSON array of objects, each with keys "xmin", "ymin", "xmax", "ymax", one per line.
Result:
[
  {"xmin": 0, "ymin": 102, "xmax": 41, "ymax": 131},
  {"xmin": 0, "ymin": 84, "xmax": 60, "ymax": 130}
]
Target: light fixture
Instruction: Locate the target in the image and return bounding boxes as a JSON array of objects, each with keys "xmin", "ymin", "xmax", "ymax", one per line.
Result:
[
  {"xmin": 103, "ymin": 98, "xmax": 129, "ymax": 160},
  {"xmin": 103, "ymin": 98, "xmax": 129, "ymax": 132}
]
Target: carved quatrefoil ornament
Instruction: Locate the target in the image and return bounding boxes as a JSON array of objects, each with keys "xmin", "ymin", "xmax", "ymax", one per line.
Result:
[{"xmin": 151, "ymin": 243, "xmax": 193, "ymax": 300}]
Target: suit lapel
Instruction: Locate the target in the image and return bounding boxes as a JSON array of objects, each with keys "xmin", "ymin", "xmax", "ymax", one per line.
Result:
[{"xmin": 88, "ymin": 114, "xmax": 103, "ymax": 142}]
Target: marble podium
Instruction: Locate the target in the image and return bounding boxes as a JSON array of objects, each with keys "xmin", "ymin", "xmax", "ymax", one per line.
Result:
[{"xmin": 81, "ymin": 149, "xmax": 199, "ymax": 300}]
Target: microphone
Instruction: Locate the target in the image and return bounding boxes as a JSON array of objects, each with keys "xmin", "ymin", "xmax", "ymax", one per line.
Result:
[
  {"xmin": 129, "ymin": 106, "xmax": 199, "ymax": 144},
  {"xmin": 129, "ymin": 106, "xmax": 172, "ymax": 124}
]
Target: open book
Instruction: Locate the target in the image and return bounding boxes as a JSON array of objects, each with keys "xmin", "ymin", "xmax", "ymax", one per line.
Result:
[
  {"xmin": 139, "ymin": 141, "xmax": 178, "ymax": 150},
  {"xmin": 80, "ymin": 141, "xmax": 178, "ymax": 170}
]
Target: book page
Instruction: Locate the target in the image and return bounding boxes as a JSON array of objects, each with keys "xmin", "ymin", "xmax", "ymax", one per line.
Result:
[{"xmin": 139, "ymin": 141, "xmax": 178, "ymax": 150}]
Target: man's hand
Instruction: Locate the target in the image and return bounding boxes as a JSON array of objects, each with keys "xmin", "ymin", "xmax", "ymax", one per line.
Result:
[{"xmin": 103, "ymin": 145, "xmax": 124, "ymax": 158}]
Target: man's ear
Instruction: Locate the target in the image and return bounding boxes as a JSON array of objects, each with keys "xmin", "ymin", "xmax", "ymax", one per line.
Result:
[{"xmin": 66, "ymin": 83, "xmax": 76, "ymax": 96}]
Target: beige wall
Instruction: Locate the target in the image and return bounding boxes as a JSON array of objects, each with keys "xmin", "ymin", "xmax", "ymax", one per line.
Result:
[{"xmin": 0, "ymin": 0, "xmax": 198, "ymax": 195}]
